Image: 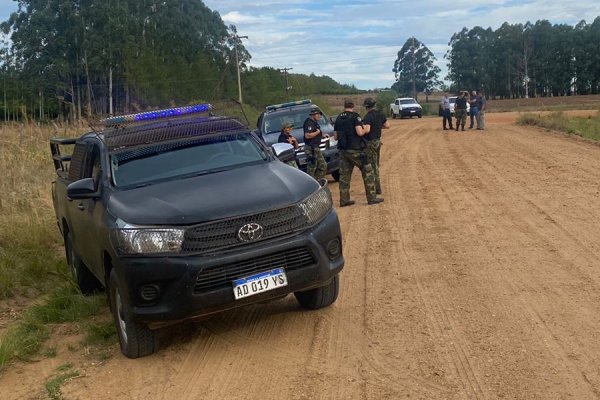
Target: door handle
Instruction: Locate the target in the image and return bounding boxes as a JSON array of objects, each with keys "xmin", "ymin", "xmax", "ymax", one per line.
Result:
[{"xmin": 77, "ymin": 203, "xmax": 85, "ymax": 210}]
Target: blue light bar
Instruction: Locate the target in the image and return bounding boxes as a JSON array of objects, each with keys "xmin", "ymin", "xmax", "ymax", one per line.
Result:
[
  {"xmin": 101, "ymin": 103, "xmax": 212, "ymax": 126},
  {"xmin": 265, "ymin": 99, "xmax": 311, "ymax": 112}
]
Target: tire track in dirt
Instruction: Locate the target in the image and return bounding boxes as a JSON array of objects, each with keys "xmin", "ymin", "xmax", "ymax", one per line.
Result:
[
  {"xmin": 425, "ymin": 123, "xmax": 600, "ymax": 398},
  {"xmin": 384, "ymin": 124, "xmax": 489, "ymax": 399}
]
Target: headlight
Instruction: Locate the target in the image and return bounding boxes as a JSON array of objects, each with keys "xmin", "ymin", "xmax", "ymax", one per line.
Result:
[
  {"xmin": 115, "ymin": 227, "xmax": 185, "ymax": 254},
  {"xmin": 298, "ymin": 186, "xmax": 333, "ymax": 226}
]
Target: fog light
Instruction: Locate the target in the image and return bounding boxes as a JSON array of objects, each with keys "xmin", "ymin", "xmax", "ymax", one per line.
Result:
[
  {"xmin": 139, "ymin": 284, "xmax": 160, "ymax": 301},
  {"xmin": 326, "ymin": 238, "xmax": 342, "ymax": 259}
]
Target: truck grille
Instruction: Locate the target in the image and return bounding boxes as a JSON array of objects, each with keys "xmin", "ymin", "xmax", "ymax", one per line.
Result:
[
  {"xmin": 182, "ymin": 206, "xmax": 307, "ymax": 254},
  {"xmin": 194, "ymin": 247, "xmax": 315, "ymax": 293}
]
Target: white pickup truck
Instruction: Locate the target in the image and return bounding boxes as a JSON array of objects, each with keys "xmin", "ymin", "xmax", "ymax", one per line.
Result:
[{"xmin": 389, "ymin": 97, "xmax": 422, "ymax": 119}]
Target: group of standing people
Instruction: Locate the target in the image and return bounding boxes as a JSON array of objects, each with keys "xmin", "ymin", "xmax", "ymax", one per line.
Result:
[
  {"xmin": 334, "ymin": 98, "xmax": 387, "ymax": 207},
  {"xmin": 277, "ymin": 97, "xmax": 388, "ymax": 207},
  {"xmin": 439, "ymin": 90, "xmax": 486, "ymax": 131}
]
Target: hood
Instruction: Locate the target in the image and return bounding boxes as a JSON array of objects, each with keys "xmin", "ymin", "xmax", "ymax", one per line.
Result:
[{"xmin": 107, "ymin": 162, "xmax": 319, "ymax": 225}]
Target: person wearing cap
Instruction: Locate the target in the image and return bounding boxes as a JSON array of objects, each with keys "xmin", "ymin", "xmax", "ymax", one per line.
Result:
[
  {"xmin": 362, "ymin": 97, "xmax": 389, "ymax": 195},
  {"xmin": 278, "ymin": 121, "xmax": 299, "ymax": 168},
  {"xmin": 303, "ymin": 108, "xmax": 328, "ymax": 181},
  {"xmin": 333, "ymin": 99, "xmax": 383, "ymax": 207}
]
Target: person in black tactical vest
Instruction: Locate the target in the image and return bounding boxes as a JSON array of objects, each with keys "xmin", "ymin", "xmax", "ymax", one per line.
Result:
[
  {"xmin": 333, "ymin": 99, "xmax": 383, "ymax": 207},
  {"xmin": 362, "ymin": 97, "xmax": 390, "ymax": 195},
  {"xmin": 303, "ymin": 108, "xmax": 328, "ymax": 181}
]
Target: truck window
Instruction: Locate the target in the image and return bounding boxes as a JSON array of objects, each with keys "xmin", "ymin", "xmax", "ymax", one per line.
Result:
[
  {"xmin": 68, "ymin": 143, "xmax": 87, "ymax": 182},
  {"xmin": 110, "ymin": 134, "xmax": 268, "ymax": 188}
]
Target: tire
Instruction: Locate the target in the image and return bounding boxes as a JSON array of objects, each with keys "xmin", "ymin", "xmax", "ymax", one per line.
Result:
[
  {"xmin": 65, "ymin": 232, "xmax": 103, "ymax": 295},
  {"xmin": 109, "ymin": 269, "xmax": 158, "ymax": 358},
  {"xmin": 331, "ymin": 170, "xmax": 340, "ymax": 182},
  {"xmin": 418, "ymin": 114, "xmax": 422, "ymax": 118},
  {"xmin": 294, "ymin": 275, "xmax": 339, "ymax": 310}
]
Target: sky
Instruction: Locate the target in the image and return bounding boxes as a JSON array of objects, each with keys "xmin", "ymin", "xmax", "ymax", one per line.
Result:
[{"xmin": 0, "ymin": 0, "xmax": 599, "ymax": 90}]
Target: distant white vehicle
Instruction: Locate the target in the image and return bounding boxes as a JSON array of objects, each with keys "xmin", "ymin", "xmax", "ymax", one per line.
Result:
[
  {"xmin": 448, "ymin": 96, "xmax": 471, "ymax": 116},
  {"xmin": 389, "ymin": 97, "xmax": 422, "ymax": 119}
]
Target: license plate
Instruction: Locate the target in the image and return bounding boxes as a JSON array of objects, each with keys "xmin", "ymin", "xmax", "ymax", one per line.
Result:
[
  {"xmin": 410, "ymin": 110, "xmax": 415, "ymax": 113},
  {"xmin": 233, "ymin": 268, "xmax": 288, "ymax": 300}
]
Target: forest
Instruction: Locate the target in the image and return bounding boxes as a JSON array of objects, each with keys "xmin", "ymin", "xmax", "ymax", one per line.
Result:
[
  {"xmin": 0, "ymin": 0, "xmax": 357, "ymax": 122},
  {"xmin": 0, "ymin": 1, "xmax": 598, "ymax": 122},
  {"xmin": 445, "ymin": 18, "xmax": 600, "ymax": 98}
]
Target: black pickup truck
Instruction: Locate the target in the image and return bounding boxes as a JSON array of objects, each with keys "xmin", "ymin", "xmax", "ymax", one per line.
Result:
[{"xmin": 50, "ymin": 104, "xmax": 344, "ymax": 358}]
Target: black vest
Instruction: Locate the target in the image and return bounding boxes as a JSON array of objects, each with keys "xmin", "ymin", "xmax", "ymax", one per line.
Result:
[
  {"xmin": 303, "ymin": 118, "xmax": 322, "ymax": 148},
  {"xmin": 334, "ymin": 111, "xmax": 364, "ymax": 150}
]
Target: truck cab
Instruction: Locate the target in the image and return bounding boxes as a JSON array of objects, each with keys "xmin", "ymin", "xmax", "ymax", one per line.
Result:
[{"xmin": 255, "ymin": 99, "xmax": 340, "ymax": 181}]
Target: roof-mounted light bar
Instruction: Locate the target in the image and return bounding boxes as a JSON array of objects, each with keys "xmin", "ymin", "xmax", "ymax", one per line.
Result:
[
  {"xmin": 265, "ymin": 99, "xmax": 311, "ymax": 112},
  {"xmin": 100, "ymin": 103, "xmax": 213, "ymax": 127}
]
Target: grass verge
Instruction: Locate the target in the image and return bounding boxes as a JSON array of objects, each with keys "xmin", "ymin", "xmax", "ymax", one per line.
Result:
[
  {"xmin": 517, "ymin": 110, "xmax": 600, "ymax": 141},
  {"xmin": 0, "ymin": 285, "xmax": 106, "ymax": 371}
]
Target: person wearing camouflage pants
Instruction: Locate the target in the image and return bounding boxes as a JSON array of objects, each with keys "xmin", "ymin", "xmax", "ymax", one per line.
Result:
[
  {"xmin": 303, "ymin": 108, "xmax": 327, "ymax": 181},
  {"xmin": 333, "ymin": 99, "xmax": 383, "ymax": 207},
  {"xmin": 362, "ymin": 97, "xmax": 390, "ymax": 195},
  {"xmin": 304, "ymin": 145, "xmax": 327, "ymax": 181}
]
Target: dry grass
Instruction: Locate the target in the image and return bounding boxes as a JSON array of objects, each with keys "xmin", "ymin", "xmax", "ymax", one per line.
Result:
[{"xmin": 0, "ymin": 123, "xmax": 81, "ymax": 298}]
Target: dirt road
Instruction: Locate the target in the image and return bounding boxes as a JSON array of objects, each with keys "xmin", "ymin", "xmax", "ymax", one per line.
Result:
[{"xmin": 3, "ymin": 112, "xmax": 600, "ymax": 399}]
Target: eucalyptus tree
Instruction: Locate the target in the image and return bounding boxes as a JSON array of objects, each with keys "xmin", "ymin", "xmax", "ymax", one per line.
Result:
[
  {"xmin": 1, "ymin": 0, "xmax": 244, "ymax": 119},
  {"xmin": 392, "ymin": 37, "xmax": 441, "ymax": 99}
]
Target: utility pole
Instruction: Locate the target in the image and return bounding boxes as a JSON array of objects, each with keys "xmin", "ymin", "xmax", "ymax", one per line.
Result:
[
  {"xmin": 279, "ymin": 67, "xmax": 293, "ymax": 100},
  {"xmin": 234, "ymin": 35, "xmax": 248, "ymax": 104}
]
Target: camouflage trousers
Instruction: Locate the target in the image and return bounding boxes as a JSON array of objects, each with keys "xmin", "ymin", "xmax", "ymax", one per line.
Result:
[
  {"xmin": 455, "ymin": 109, "xmax": 467, "ymax": 127},
  {"xmin": 365, "ymin": 139, "xmax": 382, "ymax": 193},
  {"xmin": 304, "ymin": 146, "xmax": 327, "ymax": 181},
  {"xmin": 339, "ymin": 149, "xmax": 377, "ymax": 203}
]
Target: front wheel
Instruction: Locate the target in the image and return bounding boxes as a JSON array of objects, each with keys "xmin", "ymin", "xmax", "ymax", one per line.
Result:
[
  {"xmin": 109, "ymin": 269, "xmax": 158, "ymax": 358},
  {"xmin": 65, "ymin": 232, "xmax": 103, "ymax": 295},
  {"xmin": 295, "ymin": 275, "xmax": 339, "ymax": 310},
  {"xmin": 331, "ymin": 170, "xmax": 340, "ymax": 182}
]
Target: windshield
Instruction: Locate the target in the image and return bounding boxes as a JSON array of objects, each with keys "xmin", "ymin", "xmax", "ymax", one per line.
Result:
[
  {"xmin": 110, "ymin": 134, "xmax": 268, "ymax": 187},
  {"xmin": 263, "ymin": 109, "xmax": 329, "ymax": 134},
  {"xmin": 400, "ymin": 99, "xmax": 417, "ymax": 105}
]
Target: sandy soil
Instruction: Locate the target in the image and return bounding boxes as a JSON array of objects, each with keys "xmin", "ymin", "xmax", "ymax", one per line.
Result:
[{"xmin": 3, "ymin": 111, "xmax": 600, "ymax": 399}]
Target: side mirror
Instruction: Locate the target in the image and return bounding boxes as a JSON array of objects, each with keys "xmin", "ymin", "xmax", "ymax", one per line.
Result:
[
  {"xmin": 271, "ymin": 143, "xmax": 296, "ymax": 163},
  {"xmin": 67, "ymin": 178, "xmax": 100, "ymax": 200}
]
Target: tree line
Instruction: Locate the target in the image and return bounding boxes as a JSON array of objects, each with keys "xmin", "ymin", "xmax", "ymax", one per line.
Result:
[
  {"xmin": 0, "ymin": 0, "xmax": 356, "ymax": 122},
  {"xmin": 393, "ymin": 17, "xmax": 600, "ymax": 100}
]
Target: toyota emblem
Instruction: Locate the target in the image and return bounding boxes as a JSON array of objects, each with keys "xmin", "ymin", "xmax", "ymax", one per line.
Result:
[{"xmin": 237, "ymin": 223, "xmax": 264, "ymax": 242}]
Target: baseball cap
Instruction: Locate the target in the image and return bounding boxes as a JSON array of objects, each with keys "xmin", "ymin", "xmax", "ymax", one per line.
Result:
[
  {"xmin": 363, "ymin": 97, "xmax": 376, "ymax": 107},
  {"xmin": 281, "ymin": 121, "xmax": 293, "ymax": 129},
  {"xmin": 309, "ymin": 108, "xmax": 322, "ymax": 115}
]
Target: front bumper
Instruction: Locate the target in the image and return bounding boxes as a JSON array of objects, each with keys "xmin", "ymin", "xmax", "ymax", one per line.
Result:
[
  {"xmin": 400, "ymin": 108, "xmax": 422, "ymax": 117},
  {"xmin": 112, "ymin": 210, "xmax": 344, "ymax": 326}
]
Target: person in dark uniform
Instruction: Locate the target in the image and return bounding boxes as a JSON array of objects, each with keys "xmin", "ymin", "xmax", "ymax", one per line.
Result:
[
  {"xmin": 362, "ymin": 97, "xmax": 390, "ymax": 195},
  {"xmin": 303, "ymin": 108, "xmax": 328, "ymax": 181},
  {"xmin": 334, "ymin": 99, "xmax": 383, "ymax": 207},
  {"xmin": 278, "ymin": 121, "xmax": 299, "ymax": 168},
  {"xmin": 455, "ymin": 91, "xmax": 469, "ymax": 131}
]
